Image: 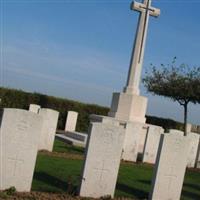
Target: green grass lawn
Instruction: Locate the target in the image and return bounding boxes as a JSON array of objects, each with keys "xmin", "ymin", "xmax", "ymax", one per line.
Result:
[
  {"xmin": 53, "ymin": 139, "xmax": 85, "ymax": 155},
  {"xmin": 32, "ymin": 144, "xmax": 200, "ymax": 200}
]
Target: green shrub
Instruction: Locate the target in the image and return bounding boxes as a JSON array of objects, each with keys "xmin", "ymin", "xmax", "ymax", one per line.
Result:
[
  {"xmin": 0, "ymin": 87, "xmax": 184, "ymax": 132},
  {"xmin": 0, "ymin": 87, "xmax": 108, "ymax": 132}
]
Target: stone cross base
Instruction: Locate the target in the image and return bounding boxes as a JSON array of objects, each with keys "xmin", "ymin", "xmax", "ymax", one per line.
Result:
[{"xmin": 108, "ymin": 92, "xmax": 147, "ymax": 123}]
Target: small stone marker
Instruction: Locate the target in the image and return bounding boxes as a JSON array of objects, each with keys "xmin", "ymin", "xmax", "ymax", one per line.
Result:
[
  {"xmin": 142, "ymin": 125, "xmax": 163, "ymax": 164},
  {"xmin": 149, "ymin": 133, "xmax": 190, "ymax": 200},
  {"xmin": 187, "ymin": 132, "xmax": 200, "ymax": 168},
  {"xmin": 79, "ymin": 120, "xmax": 125, "ymax": 198},
  {"xmin": 65, "ymin": 111, "xmax": 78, "ymax": 132},
  {"xmin": 38, "ymin": 108, "xmax": 59, "ymax": 151},
  {"xmin": 0, "ymin": 108, "xmax": 43, "ymax": 191},
  {"xmin": 122, "ymin": 121, "xmax": 144, "ymax": 162},
  {"xmin": 29, "ymin": 104, "xmax": 41, "ymax": 113}
]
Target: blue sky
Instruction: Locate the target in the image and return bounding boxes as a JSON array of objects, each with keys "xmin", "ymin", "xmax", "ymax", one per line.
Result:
[{"xmin": 1, "ymin": 0, "xmax": 200, "ymax": 125}]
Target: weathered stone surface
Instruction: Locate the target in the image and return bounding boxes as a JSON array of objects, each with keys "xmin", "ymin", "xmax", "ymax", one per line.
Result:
[
  {"xmin": 38, "ymin": 108, "xmax": 59, "ymax": 151},
  {"xmin": 65, "ymin": 111, "xmax": 78, "ymax": 132},
  {"xmin": 108, "ymin": 92, "xmax": 147, "ymax": 123},
  {"xmin": 90, "ymin": 114, "xmax": 121, "ymax": 126},
  {"xmin": 149, "ymin": 133, "xmax": 190, "ymax": 200},
  {"xmin": 79, "ymin": 120, "xmax": 125, "ymax": 198},
  {"xmin": 142, "ymin": 125, "xmax": 163, "ymax": 164},
  {"xmin": 187, "ymin": 132, "xmax": 200, "ymax": 168},
  {"xmin": 169, "ymin": 129, "xmax": 184, "ymax": 135},
  {"xmin": 122, "ymin": 121, "xmax": 144, "ymax": 162},
  {"xmin": 29, "ymin": 104, "xmax": 41, "ymax": 113},
  {"xmin": 91, "ymin": 115, "xmax": 144, "ymax": 162},
  {"xmin": 0, "ymin": 109, "xmax": 43, "ymax": 191}
]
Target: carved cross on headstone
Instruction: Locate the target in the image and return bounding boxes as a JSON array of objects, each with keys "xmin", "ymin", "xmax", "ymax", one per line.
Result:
[
  {"xmin": 94, "ymin": 161, "xmax": 109, "ymax": 188},
  {"xmin": 164, "ymin": 167, "xmax": 177, "ymax": 191},
  {"xmin": 124, "ymin": 0, "xmax": 160, "ymax": 95},
  {"xmin": 8, "ymin": 153, "xmax": 24, "ymax": 177}
]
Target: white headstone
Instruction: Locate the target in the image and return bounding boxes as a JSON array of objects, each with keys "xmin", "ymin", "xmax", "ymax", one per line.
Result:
[
  {"xmin": 79, "ymin": 120, "xmax": 125, "ymax": 198},
  {"xmin": 138, "ymin": 125, "xmax": 148, "ymax": 154},
  {"xmin": 38, "ymin": 108, "xmax": 59, "ymax": 151},
  {"xmin": 29, "ymin": 104, "xmax": 41, "ymax": 113},
  {"xmin": 122, "ymin": 121, "xmax": 144, "ymax": 162},
  {"xmin": 142, "ymin": 125, "xmax": 163, "ymax": 164},
  {"xmin": 169, "ymin": 129, "xmax": 184, "ymax": 135},
  {"xmin": 65, "ymin": 111, "xmax": 78, "ymax": 132},
  {"xmin": 149, "ymin": 133, "xmax": 190, "ymax": 200},
  {"xmin": 0, "ymin": 109, "xmax": 43, "ymax": 191},
  {"xmin": 187, "ymin": 132, "xmax": 200, "ymax": 168}
]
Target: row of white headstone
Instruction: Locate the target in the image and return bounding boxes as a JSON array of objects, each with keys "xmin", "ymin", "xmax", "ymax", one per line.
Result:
[
  {"xmin": 0, "ymin": 104, "xmax": 59, "ymax": 192},
  {"xmin": 67, "ymin": 111, "xmax": 200, "ymax": 169},
  {"xmin": 1, "ymin": 104, "xmax": 200, "ymax": 200},
  {"xmin": 78, "ymin": 115, "xmax": 200, "ymax": 199}
]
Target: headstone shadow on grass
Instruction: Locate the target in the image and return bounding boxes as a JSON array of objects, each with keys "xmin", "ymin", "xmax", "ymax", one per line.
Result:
[
  {"xmin": 137, "ymin": 180, "xmax": 151, "ymax": 185},
  {"xmin": 116, "ymin": 183, "xmax": 148, "ymax": 199},
  {"xmin": 66, "ymin": 145, "xmax": 84, "ymax": 154},
  {"xmin": 183, "ymin": 183, "xmax": 200, "ymax": 192},
  {"xmin": 181, "ymin": 190, "xmax": 200, "ymax": 200},
  {"xmin": 33, "ymin": 172, "xmax": 78, "ymax": 195}
]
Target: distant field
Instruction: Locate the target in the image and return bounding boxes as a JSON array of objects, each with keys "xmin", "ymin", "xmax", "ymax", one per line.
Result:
[{"xmin": 31, "ymin": 139, "xmax": 200, "ymax": 200}]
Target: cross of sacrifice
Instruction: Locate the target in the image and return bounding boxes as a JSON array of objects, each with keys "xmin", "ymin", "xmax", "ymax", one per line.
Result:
[{"xmin": 124, "ymin": 0, "xmax": 160, "ymax": 95}]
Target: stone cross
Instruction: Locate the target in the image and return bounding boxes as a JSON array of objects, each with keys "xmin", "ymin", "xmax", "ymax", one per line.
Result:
[{"xmin": 124, "ymin": 0, "xmax": 160, "ymax": 95}]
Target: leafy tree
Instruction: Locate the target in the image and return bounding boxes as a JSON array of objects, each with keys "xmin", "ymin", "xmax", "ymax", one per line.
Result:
[{"xmin": 143, "ymin": 58, "xmax": 200, "ymax": 136}]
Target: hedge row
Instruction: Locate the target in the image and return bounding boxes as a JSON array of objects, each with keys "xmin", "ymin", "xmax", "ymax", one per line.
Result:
[
  {"xmin": 0, "ymin": 87, "xmax": 108, "ymax": 132},
  {"xmin": 0, "ymin": 87, "xmax": 183, "ymax": 132}
]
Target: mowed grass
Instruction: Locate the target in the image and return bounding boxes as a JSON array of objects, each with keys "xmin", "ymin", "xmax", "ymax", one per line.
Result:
[
  {"xmin": 32, "ymin": 139, "xmax": 200, "ymax": 200},
  {"xmin": 53, "ymin": 139, "xmax": 85, "ymax": 155}
]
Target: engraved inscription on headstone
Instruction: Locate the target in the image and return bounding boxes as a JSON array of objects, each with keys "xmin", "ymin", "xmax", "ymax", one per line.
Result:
[{"xmin": 14, "ymin": 117, "xmax": 32, "ymax": 142}]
